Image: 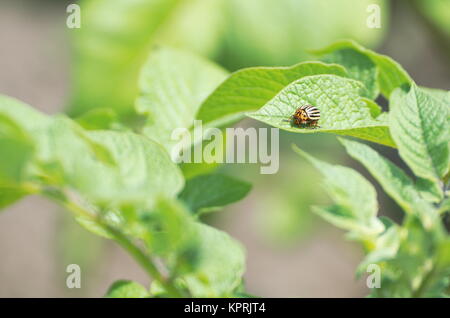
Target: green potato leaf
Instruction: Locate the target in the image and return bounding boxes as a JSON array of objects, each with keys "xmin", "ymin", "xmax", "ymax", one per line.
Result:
[
  {"xmin": 0, "ymin": 95, "xmax": 50, "ymax": 132},
  {"xmin": 339, "ymin": 138, "xmax": 437, "ymax": 227},
  {"xmin": 69, "ymin": 0, "xmax": 225, "ymax": 120},
  {"xmin": 373, "ymin": 217, "xmax": 447, "ymax": 297},
  {"xmin": 389, "ymin": 84, "xmax": 450, "ymax": 192},
  {"xmin": 0, "ymin": 96, "xmax": 49, "ymax": 210},
  {"xmin": 0, "ymin": 186, "xmax": 30, "ymax": 211},
  {"xmin": 178, "ymin": 174, "xmax": 251, "ymax": 215},
  {"xmin": 315, "ymin": 46, "xmax": 379, "ymax": 99},
  {"xmin": 84, "ymin": 131, "xmax": 184, "ymax": 208},
  {"xmin": 148, "ymin": 198, "xmax": 246, "ymax": 297},
  {"xmin": 0, "ymin": 95, "xmax": 184, "ymax": 212},
  {"xmin": 357, "ymin": 221, "xmax": 401, "ymax": 277},
  {"xmin": 136, "ymin": 48, "xmax": 228, "ymax": 150},
  {"xmin": 248, "ymin": 74, "xmax": 395, "ymax": 147},
  {"xmin": 69, "ymin": 0, "xmax": 182, "ymax": 118},
  {"xmin": 105, "ymin": 280, "xmax": 150, "ymax": 298},
  {"xmin": 293, "ymin": 145, "xmax": 384, "ymax": 238},
  {"xmin": 75, "ymin": 108, "xmax": 120, "ymax": 130},
  {"xmin": 313, "ymin": 39, "xmax": 412, "ymax": 98},
  {"xmin": 0, "ymin": 114, "xmax": 34, "ymax": 184},
  {"xmin": 196, "ymin": 61, "xmax": 347, "ymax": 127},
  {"xmin": 181, "ymin": 222, "xmax": 246, "ymax": 297}
]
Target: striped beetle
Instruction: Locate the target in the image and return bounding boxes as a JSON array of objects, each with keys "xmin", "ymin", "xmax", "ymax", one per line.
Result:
[{"xmin": 288, "ymin": 104, "xmax": 321, "ymax": 128}]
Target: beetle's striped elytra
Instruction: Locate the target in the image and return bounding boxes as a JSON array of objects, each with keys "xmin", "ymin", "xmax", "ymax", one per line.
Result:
[{"xmin": 287, "ymin": 104, "xmax": 320, "ymax": 128}]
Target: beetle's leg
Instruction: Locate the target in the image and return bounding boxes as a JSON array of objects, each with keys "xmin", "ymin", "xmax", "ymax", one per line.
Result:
[{"xmin": 312, "ymin": 121, "xmax": 320, "ymax": 129}]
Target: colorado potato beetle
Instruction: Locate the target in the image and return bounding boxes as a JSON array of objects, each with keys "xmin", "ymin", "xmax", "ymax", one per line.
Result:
[{"xmin": 288, "ymin": 104, "xmax": 320, "ymax": 128}]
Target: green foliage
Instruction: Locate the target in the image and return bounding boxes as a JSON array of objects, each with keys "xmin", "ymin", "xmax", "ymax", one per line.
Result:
[
  {"xmin": 179, "ymin": 174, "xmax": 251, "ymax": 215},
  {"xmin": 147, "ymin": 198, "xmax": 246, "ymax": 297},
  {"xmin": 1, "ymin": 9, "xmax": 448, "ymax": 298},
  {"xmin": 296, "ymin": 134, "xmax": 449, "ymax": 297},
  {"xmin": 318, "ymin": 47, "xmax": 379, "ymax": 99},
  {"xmin": 369, "ymin": 217, "xmax": 449, "ymax": 297},
  {"xmin": 69, "ymin": 0, "xmax": 180, "ymax": 118},
  {"xmin": 0, "ymin": 114, "xmax": 34, "ymax": 184},
  {"xmin": 313, "ymin": 40, "xmax": 412, "ymax": 98},
  {"xmin": 286, "ymin": 43, "xmax": 449, "ymax": 296},
  {"xmin": 0, "ymin": 186, "xmax": 30, "ymax": 211},
  {"xmin": 69, "ymin": 0, "xmax": 228, "ymax": 120},
  {"xmin": 390, "ymin": 85, "xmax": 449, "ymax": 200},
  {"xmin": 182, "ymin": 222, "xmax": 245, "ymax": 297},
  {"xmin": 339, "ymin": 139, "xmax": 435, "ymax": 221},
  {"xmin": 105, "ymin": 280, "xmax": 150, "ymax": 298},
  {"xmin": 0, "ymin": 93, "xmax": 248, "ymax": 297},
  {"xmin": 75, "ymin": 108, "xmax": 120, "ymax": 130},
  {"xmin": 136, "ymin": 47, "xmax": 228, "ymax": 149},
  {"xmin": 249, "ymin": 74, "xmax": 394, "ymax": 147},
  {"xmin": 221, "ymin": 0, "xmax": 387, "ymax": 68},
  {"xmin": 196, "ymin": 62, "xmax": 347, "ymax": 127},
  {"xmin": 293, "ymin": 145, "xmax": 384, "ymax": 239},
  {"xmin": 69, "ymin": 0, "xmax": 388, "ymax": 122}
]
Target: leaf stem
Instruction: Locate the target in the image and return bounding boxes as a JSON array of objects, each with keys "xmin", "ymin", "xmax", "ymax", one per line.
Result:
[
  {"xmin": 412, "ymin": 263, "xmax": 436, "ymax": 298},
  {"xmin": 41, "ymin": 187, "xmax": 184, "ymax": 297},
  {"xmin": 100, "ymin": 223, "xmax": 184, "ymax": 298}
]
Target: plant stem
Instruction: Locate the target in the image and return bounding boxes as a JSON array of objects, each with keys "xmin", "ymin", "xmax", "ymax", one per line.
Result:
[
  {"xmin": 412, "ymin": 264, "xmax": 436, "ymax": 298},
  {"xmin": 42, "ymin": 187, "xmax": 184, "ymax": 297},
  {"xmin": 101, "ymin": 222, "xmax": 184, "ymax": 298}
]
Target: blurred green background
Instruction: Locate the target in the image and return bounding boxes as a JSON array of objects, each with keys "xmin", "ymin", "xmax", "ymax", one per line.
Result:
[{"xmin": 0, "ymin": 0, "xmax": 448, "ymax": 297}]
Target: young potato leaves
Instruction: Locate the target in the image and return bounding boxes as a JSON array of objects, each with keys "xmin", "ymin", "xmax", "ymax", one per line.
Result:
[
  {"xmin": 313, "ymin": 40, "xmax": 412, "ymax": 98},
  {"xmin": 0, "ymin": 95, "xmax": 116, "ymax": 182},
  {"xmin": 75, "ymin": 108, "xmax": 120, "ymax": 130},
  {"xmin": 0, "ymin": 114, "xmax": 34, "ymax": 184},
  {"xmin": 0, "ymin": 95, "xmax": 184, "ymax": 213},
  {"xmin": 339, "ymin": 138, "xmax": 437, "ymax": 227},
  {"xmin": 105, "ymin": 280, "xmax": 150, "ymax": 298},
  {"xmin": 356, "ymin": 220, "xmax": 401, "ymax": 278},
  {"xmin": 0, "ymin": 94, "xmax": 248, "ymax": 297},
  {"xmin": 314, "ymin": 46, "xmax": 379, "ymax": 99},
  {"xmin": 293, "ymin": 145, "xmax": 384, "ymax": 238},
  {"xmin": 196, "ymin": 61, "xmax": 347, "ymax": 127},
  {"xmin": 0, "ymin": 95, "xmax": 50, "ymax": 134},
  {"xmin": 373, "ymin": 217, "xmax": 447, "ymax": 297},
  {"xmin": 0, "ymin": 95, "xmax": 50, "ymax": 210},
  {"xmin": 70, "ymin": 0, "xmax": 226, "ymax": 120},
  {"xmin": 249, "ymin": 74, "xmax": 395, "ymax": 147},
  {"xmin": 0, "ymin": 116, "xmax": 35, "ymax": 210},
  {"xmin": 69, "ymin": 0, "xmax": 181, "ymax": 118},
  {"xmin": 178, "ymin": 174, "xmax": 251, "ymax": 215},
  {"xmin": 85, "ymin": 131, "xmax": 184, "ymax": 208},
  {"xmin": 389, "ymin": 84, "xmax": 450, "ymax": 199},
  {"xmin": 148, "ymin": 198, "xmax": 246, "ymax": 297},
  {"xmin": 438, "ymin": 198, "xmax": 450, "ymax": 214},
  {"xmin": 136, "ymin": 47, "xmax": 228, "ymax": 151},
  {"xmin": 421, "ymin": 86, "xmax": 450, "ymax": 105},
  {"xmin": 181, "ymin": 222, "xmax": 246, "ymax": 297},
  {"xmin": 0, "ymin": 187, "xmax": 30, "ymax": 211}
]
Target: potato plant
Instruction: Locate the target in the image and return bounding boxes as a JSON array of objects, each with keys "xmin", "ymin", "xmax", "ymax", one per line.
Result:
[
  {"xmin": 1, "ymin": 0, "xmax": 449, "ymax": 298},
  {"xmin": 1, "ymin": 37, "xmax": 448, "ymax": 297}
]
